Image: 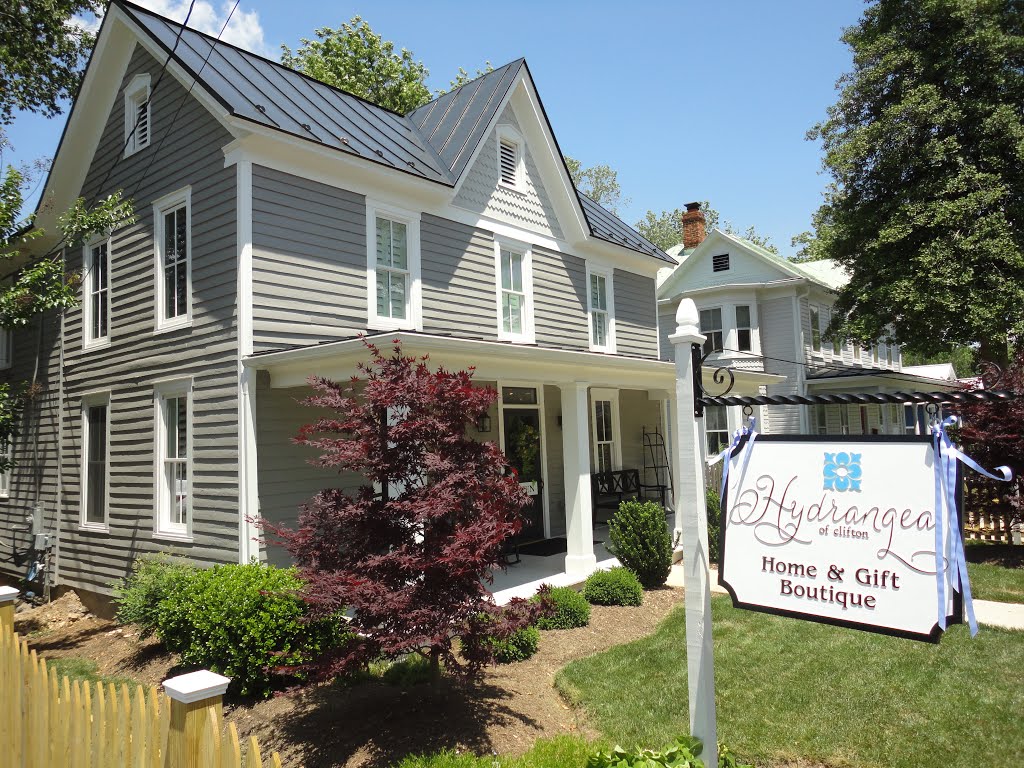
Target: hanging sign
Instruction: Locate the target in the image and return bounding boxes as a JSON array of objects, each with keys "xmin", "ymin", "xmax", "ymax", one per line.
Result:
[{"xmin": 719, "ymin": 435, "xmax": 964, "ymax": 642}]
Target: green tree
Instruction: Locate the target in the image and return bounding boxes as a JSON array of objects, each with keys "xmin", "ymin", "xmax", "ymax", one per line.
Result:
[
  {"xmin": 1, "ymin": 1, "xmax": 134, "ymax": 468},
  {"xmin": 281, "ymin": 17, "xmax": 433, "ymax": 113},
  {"xmin": 807, "ymin": 0, "xmax": 1024, "ymax": 364},
  {"xmin": 440, "ymin": 62, "xmax": 494, "ymax": 96},
  {"xmin": 565, "ymin": 156, "xmax": 629, "ymax": 215},
  {"xmin": 635, "ymin": 201, "xmax": 778, "ymax": 253}
]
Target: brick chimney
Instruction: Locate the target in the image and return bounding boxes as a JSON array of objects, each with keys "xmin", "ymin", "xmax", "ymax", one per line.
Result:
[{"xmin": 681, "ymin": 202, "xmax": 706, "ymax": 250}]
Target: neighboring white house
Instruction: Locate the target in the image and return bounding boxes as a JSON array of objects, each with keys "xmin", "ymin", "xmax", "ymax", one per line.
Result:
[{"xmin": 656, "ymin": 203, "xmax": 959, "ymax": 455}]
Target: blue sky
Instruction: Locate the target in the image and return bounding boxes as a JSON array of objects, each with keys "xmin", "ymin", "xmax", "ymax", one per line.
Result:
[{"xmin": 6, "ymin": 0, "xmax": 866, "ymax": 256}]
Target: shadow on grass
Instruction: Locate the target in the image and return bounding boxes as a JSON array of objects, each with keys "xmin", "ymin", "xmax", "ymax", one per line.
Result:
[{"xmin": 257, "ymin": 676, "xmax": 540, "ymax": 768}]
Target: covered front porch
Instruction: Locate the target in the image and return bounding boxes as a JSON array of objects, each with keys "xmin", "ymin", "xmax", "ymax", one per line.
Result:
[{"xmin": 243, "ymin": 332, "xmax": 780, "ymax": 584}]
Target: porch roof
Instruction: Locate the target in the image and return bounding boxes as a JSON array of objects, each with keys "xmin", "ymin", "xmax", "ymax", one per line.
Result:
[
  {"xmin": 806, "ymin": 367, "xmax": 960, "ymax": 392},
  {"xmin": 244, "ymin": 332, "xmax": 785, "ymax": 393}
]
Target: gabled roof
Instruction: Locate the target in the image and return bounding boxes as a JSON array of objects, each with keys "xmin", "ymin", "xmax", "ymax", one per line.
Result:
[
  {"xmin": 99, "ymin": 2, "xmax": 673, "ymax": 264},
  {"xmin": 659, "ymin": 228, "xmax": 846, "ymax": 297}
]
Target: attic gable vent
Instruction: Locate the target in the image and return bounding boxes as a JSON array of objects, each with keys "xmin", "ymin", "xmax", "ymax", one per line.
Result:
[
  {"xmin": 123, "ymin": 73, "xmax": 152, "ymax": 157},
  {"xmin": 499, "ymin": 138, "xmax": 519, "ymax": 187},
  {"xmin": 712, "ymin": 253, "xmax": 730, "ymax": 272}
]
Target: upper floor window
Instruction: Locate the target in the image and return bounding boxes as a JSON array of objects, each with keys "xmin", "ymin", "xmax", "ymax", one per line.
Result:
[
  {"xmin": 496, "ymin": 125, "xmax": 525, "ymax": 191},
  {"xmin": 367, "ymin": 202, "xmax": 421, "ymax": 331},
  {"xmin": 124, "ymin": 73, "xmax": 151, "ymax": 156},
  {"xmin": 155, "ymin": 379, "xmax": 191, "ymax": 539},
  {"xmin": 81, "ymin": 393, "xmax": 110, "ymax": 530},
  {"xmin": 810, "ymin": 305, "xmax": 822, "ymax": 352},
  {"xmin": 153, "ymin": 187, "xmax": 191, "ymax": 331},
  {"xmin": 700, "ymin": 307, "xmax": 723, "ymax": 355},
  {"xmin": 736, "ymin": 305, "xmax": 752, "ymax": 352},
  {"xmin": 587, "ymin": 268, "xmax": 615, "ymax": 352},
  {"xmin": 494, "ymin": 238, "xmax": 534, "ymax": 343},
  {"xmin": 84, "ymin": 237, "xmax": 111, "ymax": 347}
]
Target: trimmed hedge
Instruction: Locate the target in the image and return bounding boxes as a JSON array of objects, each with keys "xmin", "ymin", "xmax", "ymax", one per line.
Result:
[
  {"xmin": 706, "ymin": 488, "xmax": 722, "ymax": 564},
  {"xmin": 111, "ymin": 553, "xmax": 193, "ymax": 638},
  {"xmin": 608, "ymin": 499, "xmax": 673, "ymax": 589},
  {"xmin": 532, "ymin": 586, "xmax": 590, "ymax": 629},
  {"xmin": 583, "ymin": 567, "xmax": 643, "ymax": 606},
  {"xmin": 491, "ymin": 625, "xmax": 540, "ymax": 663}
]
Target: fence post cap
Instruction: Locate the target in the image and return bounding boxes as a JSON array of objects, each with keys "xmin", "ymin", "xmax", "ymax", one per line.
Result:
[
  {"xmin": 0, "ymin": 586, "xmax": 19, "ymax": 603},
  {"xmin": 163, "ymin": 670, "xmax": 231, "ymax": 703}
]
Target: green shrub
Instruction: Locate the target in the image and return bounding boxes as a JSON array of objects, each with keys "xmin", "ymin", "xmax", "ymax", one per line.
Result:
[
  {"xmin": 607, "ymin": 499, "xmax": 672, "ymax": 589},
  {"xmin": 706, "ymin": 488, "xmax": 722, "ymax": 564},
  {"xmin": 583, "ymin": 567, "xmax": 643, "ymax": 606},
  {"xmin": 379, "ymin": 654, "xmax": 435, "ymax": 685},
  {"xmin": 587, "ymin": 738, "xmax": 752, "ymax": 768},
  {"xmin": 154, "ymin": 562, "xmax": 343, "ymax": 697},
  {"xmin": 111, "ymin": 553, "xmax": 195, "ymax": 637},
  {"xmin": 532, "ymin": 586, "xmax": 590, "ymax": 629},
  {"xmin": 490, "ymin": 625, "xmax": 540, "ymax": 663}
]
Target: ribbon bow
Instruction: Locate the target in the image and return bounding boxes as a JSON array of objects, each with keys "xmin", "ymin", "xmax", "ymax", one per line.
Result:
[
  {"xmin": 708, "ymin": 416, "xmax": 759, "ymax": 500},
  {"xmin": 931, "ymin": 415, "xmax": 1012, "ymax": 637}
]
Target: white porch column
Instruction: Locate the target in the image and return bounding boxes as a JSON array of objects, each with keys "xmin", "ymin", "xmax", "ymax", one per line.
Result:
[
  {"xmin": 560, "ymin": 382, "xmax": 597, "ymax": 578},
  {"xmin": 668, "ymin": 298, "xmax": 718, "ymax": 767}
]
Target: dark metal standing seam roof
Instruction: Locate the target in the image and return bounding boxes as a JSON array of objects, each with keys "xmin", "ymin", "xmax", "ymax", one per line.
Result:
[{"xmin": 117, "ymin": 0, "xmax": 673, "ymax": 264}]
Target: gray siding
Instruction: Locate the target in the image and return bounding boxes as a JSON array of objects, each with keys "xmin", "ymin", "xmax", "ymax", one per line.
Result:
[
  {"xmin": 54, "ymin": 45, "xmax": 239, "ymax": 593},
  {"xmin": 533, "ymin": 247, "xmax": 588, "ymax": 350},
  {"xmin": 251, "ymin": 165, "xmax": 367, "ymax": 352},
  {"xmin": 760, "ymin": 296, "xmax": 802, "ymax": 434},
  {"xmin": 614, "ymin": 269, "xmax": 659, "ymax": 359},
  {"xmin": 658, "ymin": 302, "xmax": 677, "ymax": 361},
  {"xmin": 421, "ymin": 215, "xmax": 495, "ymax": 339}
]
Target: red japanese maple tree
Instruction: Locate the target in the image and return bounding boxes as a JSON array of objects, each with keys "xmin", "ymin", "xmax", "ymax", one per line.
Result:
[{"xmin": 268, "ymin": 339, "xmax": 536, "ymax": 683}]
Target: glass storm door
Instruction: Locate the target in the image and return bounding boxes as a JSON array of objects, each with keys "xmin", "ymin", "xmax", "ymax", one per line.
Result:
[{"xmin": 502, "ymin": 405, "xmax": 544, "ymax": 542}]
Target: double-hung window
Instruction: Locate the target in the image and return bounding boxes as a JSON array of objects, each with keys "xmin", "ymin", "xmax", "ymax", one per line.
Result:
[
  {"xmin": 809, "ymin": 305, "xmax": 822, "ymax": 353},
  {"xmin": 705, "ymin": 406, "xmax": 729, "ymax": 455},
  {"xmin": 587, "ymin": 267, "xmax": 614, "ymax": 352},
  {"xmin": 153, "ymin": 188, "xmax": 191, "ymax": 331},
  {"xmin": 736, "ymin": 305, "xmax": 753, "ymax": 352},
  {"xmin": 80, "ymin": 393, "xmax": 110, "ymax": 530},
  {"xmin": 699, "ymin": 307, "xmax": 723, "ymax": 355},
  {"xmin": 367, "ymin": 202, "xmax": 421, "ymax": 330},
  {"xmin": 591, "ymin": 390, "xmax": 621, "ymax": 474},
  {"xmin": 494, "ymin": 239, "xmax": 534, "ymax": 343},
  {"xmin": 124, "ymin": 74, "xmax": 151, "ymax": 157},
  {"xmin": 84, "ymin": 237, "xmax": 111, "ymax": 347},
  {"xmin": 155, "ymin": 380, "xmax": 191, "ymax": 539}
]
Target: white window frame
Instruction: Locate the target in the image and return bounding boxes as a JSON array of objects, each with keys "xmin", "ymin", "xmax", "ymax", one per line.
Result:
[
  {"xmin": 0, "ymin": 437, "xmax": 10, "ymax": 500},
  {"xmin": 496, "ymin": 124, "xmax": 526, "ymax": 192},
  {"xmin": 809, "ymin": 304, "xmax": 823, "ymax": 353},
  {"xmin": 590, "ymin": 389, "xmax": 622, "ymax": 474},
  {"xmin": 821, "ymin": 307, "xmax": 834, "ymax": 357},
  {"xmin": 79, "ymin": 391, "xmax": 111, "ymax": 531},
  {"xmin": 493, "ymin": 237, "xmax": 535, "ymax": 343},
  {"xmin": 699, "ymin": 306, "xmax": 724, "ymax": 355},
  {"xmin": 735, "ymin": 304, "xmax": 755, "ymax": 353},
  {"xmin": 124, "ymin": 73, "xmax": 151, "ymax": 157},
  {"xmin": 83, "ymin": 235, "xmax": 112, "ymax": 349},
  {"xmin": 704, "ymin": 405, "xmax": 730, "ymax": 456},
  {"xmin": 153, "ymin": 378, "xmax": 193, "ymax": 541},
  {"xmin": 153, "ymin": 186, "xmax": 192, "ymax": 333},
  {"xmin": 366, "ymin": 200, "xmax": 422, "ymax": 332},
  {"xmin": 586, "ymin": 265, "xmax": 615, "ymax": 353}
]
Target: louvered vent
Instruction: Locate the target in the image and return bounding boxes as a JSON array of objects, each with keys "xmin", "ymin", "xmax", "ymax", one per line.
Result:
[
  {"xmin": 712, "ymin": 253, "xmax": 730, "ymax": 272},
  {"xmin": 134, "ymin": 99, "xmax": 150, "ymax": 149},
  {"xmin": 499, "ymin": 139, "xmax": 518, "ymax": 186}
]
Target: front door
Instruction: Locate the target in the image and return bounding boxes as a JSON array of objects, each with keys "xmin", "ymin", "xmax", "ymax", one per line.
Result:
[{"xmin": 502, "ymin": 392, "xmax": 544, "ymax": 542}]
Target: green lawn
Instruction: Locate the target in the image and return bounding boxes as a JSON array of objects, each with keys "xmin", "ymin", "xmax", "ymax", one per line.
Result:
[
  {"xmin": 556, "ymin": 597, "xmax": 1024, "ymax": 768},
  {"xmin": 967, "ymin": 561, "xmax": 1024, "ymax": 603},
  {"xmin": 394, "ymin": 736, "xmax": 597, "ymax": 768},
  {"xmin": 45, "ymin": 657, "xmax": 141, "ymax": 690}
]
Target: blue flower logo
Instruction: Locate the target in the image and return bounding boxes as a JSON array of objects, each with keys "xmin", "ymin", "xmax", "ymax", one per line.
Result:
[{"xmin": 824, "ymin": 452, "xmax": 862, "ymax": 492}]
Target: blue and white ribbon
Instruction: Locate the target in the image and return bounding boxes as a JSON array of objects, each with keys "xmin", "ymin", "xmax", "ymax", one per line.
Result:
[
  {"xmin": 931, "ymin": 415, "xmax": 1012, "ymax": 637},
  {"xmin": 708, "ymin": 416, "xmax": 759, "ymax": 500}
]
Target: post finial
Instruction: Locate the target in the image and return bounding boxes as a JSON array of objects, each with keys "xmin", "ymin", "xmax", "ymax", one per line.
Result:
[{"xmin": 675, "ymin": 298, "xmax": 700, "ymax": 335}]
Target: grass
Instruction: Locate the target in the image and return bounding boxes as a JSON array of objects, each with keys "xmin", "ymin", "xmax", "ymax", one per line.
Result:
[
  {"xmin": 556, "ymin": 597, "xmax": 1024, "ymax": 768},
  {"xmin": 393, "ymin": 736, "xmax": 597, "ymax": 768},
  {"xmin": 45, "ymin": 657, "xmax": 141, "ymax": 690},
  {"xmin": 967, "ymin": 562, "xmax": 1024, "ymax": 603}
]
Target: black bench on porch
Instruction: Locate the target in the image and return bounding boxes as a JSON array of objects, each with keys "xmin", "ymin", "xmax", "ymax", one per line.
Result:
[{"xmin": 592, "ymin": 469, "xmax": 641, "ymax": 524}]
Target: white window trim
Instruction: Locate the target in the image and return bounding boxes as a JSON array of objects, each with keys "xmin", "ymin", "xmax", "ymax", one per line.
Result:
[
  {"xmin": 83, "ymin": 234, "xmax": 112, "ymax": 350},
  {"xmin": 79, "ymin": 391, "xmax": 111, "ymax": 532},
  {"xmin": 699, "ymin": 305, "xmax": 724, "ymax": 355},
  {"xmin": 586, "ymin": 265, "xmax": 616, "ymax": 353},
  {"xmin": 590, "ymin": 388, "xmax": 622, "ymax": 473},
  {"xmin": 733, "ymin": 303, "xmax": 758, "ymax": 355},
  {"xmin": 366, "ymin": 199, "xmax": 422, "ymax": 332},
  {"xmin": 124, "ymin": 73, "xmax": 151, "ymax": 157},
  {"xmin": 153, "ymin": 186, "xmax": 193, "ymax": 333},
  {"xmin": 153, "ymin": 377, "xmax": 194, "ymax": 541},
  {"xmin": 493, "ymin": 236, "xmax": 535, "ymax": 343},
  {"xmin": 496, "ymin": 124, "xmax": 526, "ymax": 192},
  {"xmin": 0, "ymin": 436, "xmax": 10, "ymax": 500}
]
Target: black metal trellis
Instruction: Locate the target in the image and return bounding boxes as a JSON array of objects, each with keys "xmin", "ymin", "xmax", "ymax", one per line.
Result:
[{"xmin": 691, "ymin": 342, "xmax": 1017, "ymax": 417}]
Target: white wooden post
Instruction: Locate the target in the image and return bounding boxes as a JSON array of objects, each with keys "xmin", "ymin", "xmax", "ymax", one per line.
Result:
[
  {"xmin": 0, "ymin": 586, "xmax": 18, "ymax": 633},
  {"xmin": 560, "ymin": 382, "xmax": 597, "ymax": 579},
  {"xmin": 668, "ymin": 298, "xmax": 717, "ymax": 766}
]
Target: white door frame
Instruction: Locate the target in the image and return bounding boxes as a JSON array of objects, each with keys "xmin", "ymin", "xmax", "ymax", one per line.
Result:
[{"xmin": 496, "ymin": 381, "xmax": 551, "ymax": 539}]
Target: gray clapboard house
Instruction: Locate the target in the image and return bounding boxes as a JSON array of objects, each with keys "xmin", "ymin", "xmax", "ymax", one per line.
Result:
[{"xmin": 0, "ymin": 1, "xmax": 778, "ymax": 599}]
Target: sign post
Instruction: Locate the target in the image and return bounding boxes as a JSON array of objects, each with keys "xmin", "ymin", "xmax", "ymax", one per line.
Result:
[{"xmin": 669, "ymin": 298, "xmax": 717, "ymax": 767}]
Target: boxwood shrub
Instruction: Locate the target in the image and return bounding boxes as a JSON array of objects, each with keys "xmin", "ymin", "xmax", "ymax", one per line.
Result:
[
  {"xmin": 111, "ymin": 553, "xmax": 194, "ymax": 638},
  {"xmin": 583, "ymin": 567, "xmax": 643, "ymax": 606},
  {"xmin": 490, "ymin": 625, "xmax": 540, "ymax": 663},
  {"xmin": 608, "ymin": 499, "xmax": 673, "ymax": 589},
  {"xmin": 532, "ymin": 585, "xmax": 590, "ymax": 629}
]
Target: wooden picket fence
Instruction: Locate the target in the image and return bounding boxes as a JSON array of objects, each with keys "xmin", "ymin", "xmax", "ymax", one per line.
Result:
[
  {"xmin": 0, "ymin": 621, "xmax": 283, "ymax": 768},
  {"xmin": 964, "ymin": 476, "xmax": 1021, "ymax": 544}
]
